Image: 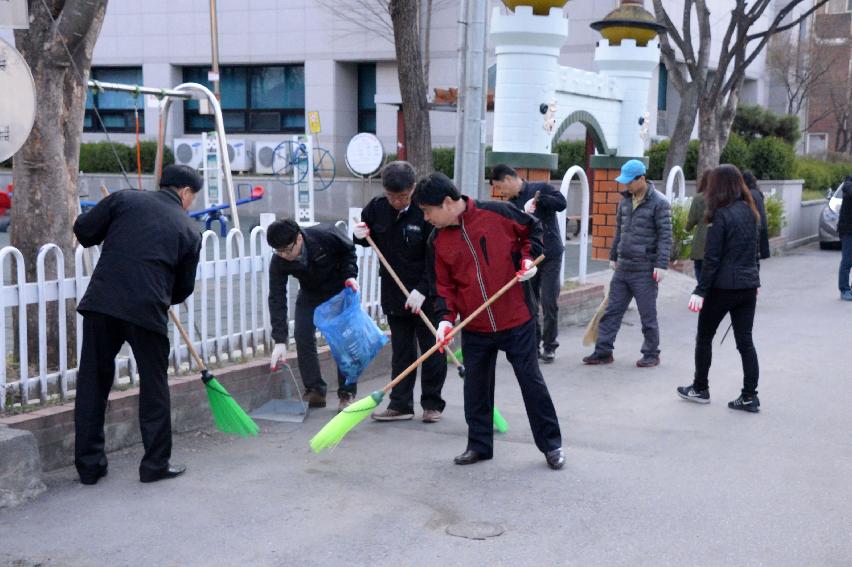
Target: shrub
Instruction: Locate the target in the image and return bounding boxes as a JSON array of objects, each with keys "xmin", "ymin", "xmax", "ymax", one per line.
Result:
[
  {"xmin": 719, "ymin": 132, "xmax": 749, "ymax": 173},
  {"xmin": 684, "ymin": 140, "xmax": 700, "ymax": 179},
  {"xmin": 432, "ymin": 147, "xmax": 455, "ymax": 178},
  {"xmin": 79, "ymin": 141, "xmax": 133, "ymax": 173},
  {"xmin": 552, "ymin": 140, "xmax": 585, "ymax": 179},
  {"xmin": 794, "ymin": 157, "xmax": 852, "ymax": 193},
  {"xmin": 764, "ymin": 194, "xmax": 786, "ymax": 237},
  {"xmin": 747, "ymin": 137, "xmax": 795, "ymax": 180},
  {"xmin": 670, "ymin": 201, "xmax": 692, "ymax": 261},
  {"xmin": 645, "ymin": 139, "xmax": 669, "ymax": 180},
  {"xmin": 733, "ymin": 104, "xmax": 800, "ymax": 145},
  {"xmin": 131, "ymin": 141, "xmax": 174, "ymax": 173}
]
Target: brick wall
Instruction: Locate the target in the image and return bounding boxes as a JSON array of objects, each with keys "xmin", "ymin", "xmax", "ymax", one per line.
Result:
[{"xmin": 590, "ymin": 168, "xmax": 622, "ymax": 260}]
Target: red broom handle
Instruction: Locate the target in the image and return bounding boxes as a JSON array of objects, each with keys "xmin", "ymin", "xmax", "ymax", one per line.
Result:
[
  {"xmin": 364, "ymin": 233, "xmax": 463, "ymax": 369},
  {"xmin": 381, "ymin": 254, "xmax": 545, "ymax": 393}
]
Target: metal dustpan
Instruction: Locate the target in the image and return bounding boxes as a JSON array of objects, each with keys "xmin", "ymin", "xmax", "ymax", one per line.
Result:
[{"xmin": 251, "ymin": 363, "xmax": 309, "ymax": 423}]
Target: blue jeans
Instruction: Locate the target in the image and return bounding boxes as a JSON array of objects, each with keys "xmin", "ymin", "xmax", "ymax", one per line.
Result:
[{"xmin": 840, "ymin": 235, "xmax": 852, "ymax": 293}]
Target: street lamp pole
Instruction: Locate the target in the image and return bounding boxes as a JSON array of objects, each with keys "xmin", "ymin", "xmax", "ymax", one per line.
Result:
[{"xmin": 209, "ymin": 0, "xmax": 221, "ymax": 100}]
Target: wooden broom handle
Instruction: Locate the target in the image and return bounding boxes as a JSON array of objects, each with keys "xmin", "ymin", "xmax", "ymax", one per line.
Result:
[
  {"xmin": 382, "ymin": 254, "xmax": 545, "ymax": 393},
  {"xmin": 168, "ymin": 309, "xmax": 206, "ymax": 371},
  {"xmin": 364, "ymin": 233, "xmax": 463, "ymax": 369}
]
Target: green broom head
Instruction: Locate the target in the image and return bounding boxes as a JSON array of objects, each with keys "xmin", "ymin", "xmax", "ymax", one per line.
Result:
[
  {"xmin": 449, "ymin": 347, "xmax": 463, "ymax": 365},
  {"xmin": 309, "ymin": 390, "xmax": 384, "ymax": 453},
  {"xmin": 202, "ymin": 370, "xmax": 260, "ymax": 437},
  {"xmin": 492, "ymin": 406, "xmax": 509, "ymax": 434}
]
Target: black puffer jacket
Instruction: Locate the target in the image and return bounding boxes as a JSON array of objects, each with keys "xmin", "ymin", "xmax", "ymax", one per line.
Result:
[
  {"xmin": 694, "ymin": 197, "xmax": 760, "ymax": 297},
  {"xmin": 749, "ymin": 188, "xmax": 771, "ymax": 259},
  {"xmin": 610, "ymin": 182, "xmax": 673, "ymax": 272},
  {"xmin": 838, "ymin": 177, "xmax": 852, "ymax": 237}
]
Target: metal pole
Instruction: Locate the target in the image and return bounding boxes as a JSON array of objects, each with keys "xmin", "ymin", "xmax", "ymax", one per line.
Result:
[
  {"xmin": 209, "ymin": 0, "xmax": 221, "ymax": 100},
  {"xmin": 87, "ymin": 81, "xmax": 192, "ymax": 99},
  {"xmin": 458, "ymin": 0, "xmax": 488, "ymax": 196},
  {"xmin": 453, "ymin": 0, "xmax": 468, "ymax": 186}
]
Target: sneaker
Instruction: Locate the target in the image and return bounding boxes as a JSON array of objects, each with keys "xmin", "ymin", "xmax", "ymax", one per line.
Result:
[
  {"xmin": 371, "ymin": 408, "xmax": 414, "ymax": 421},
  {"xmin": 676, "ymin": 385, "xmax": 710, "ymax": 404},
  {"xmin": 545, "ymin": 448, "xmax": 565, "ymax": 470},
  {"xmin": 841, "ymin": 290, "xmax": 852, "ymax": 301},
  {"xmin": 582, "ymin": 352, "xmax": 614, "ymax": 365},
  {"xmin": 337, "ymin": 392, "xmax": 355, "ymax": 412},
  {"xmin": 636, "ymin": 355, "xmax": 660, "ymax": 368},
  {"xmin": 303, "ymin": 390, "xmax": 326, "ymax": 409},
  {"xmin": 422, "ymin": 409, "xmax": 442, "ymax": 423},
  {"xmin": 540, "ymin": 349, "xmax": 556, "ymax": 364},
  {"xmin": 728, "ymin": 394, "xmax": 760, "ymax": 413}
]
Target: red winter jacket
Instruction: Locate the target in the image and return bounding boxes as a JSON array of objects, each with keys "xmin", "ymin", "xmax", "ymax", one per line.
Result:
[{"xmin": 429, "ymin": 197, "xmax": 543, "ymax": 333}]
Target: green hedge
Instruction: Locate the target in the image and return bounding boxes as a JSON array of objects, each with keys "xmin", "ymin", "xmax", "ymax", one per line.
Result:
[
  {"xmin": 764, "ymin": 194, "xmax": 787, "ymax": 238},
  {"xmin": 670, "ymin": 202, "xmax": 692, "ymax": 261},
  {"xmin": 794, "ymin": 157, "xmax": 852, "ymax": 193},
  {"xmin": 79, "ymin": 141, "xmax": 174, "ymax": 174},
  {"xmin": 732, "ymin": 104, "xmax": 800, "ymax": 146},
  {"xmin": 553, "ymin": 140, "xmax": 585, "ymax": 179},
  {"xmin": 747, "ymin": 137, "xmax": 795, "ymax": 181}
]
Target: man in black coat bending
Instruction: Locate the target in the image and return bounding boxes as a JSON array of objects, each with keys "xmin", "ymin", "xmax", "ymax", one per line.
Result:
[
  {"xmin": 73, "ymin": 165, "xmax": 203, "ymax": 485},
  {"xmin": 267, "ymin": 219, "xmax": 360, "ymax": 412}
]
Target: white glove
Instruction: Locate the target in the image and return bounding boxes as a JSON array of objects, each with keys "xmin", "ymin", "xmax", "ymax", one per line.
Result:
[
  {"xmin": 610, "ymin": 260, "xmax": 618, "ymax": 270},
  {"xmin": 270, "ymin": 343, "xmax": 287, "ymax": 369},
  {"xmin": 688, "ymin": 294, "xmax": 704, "ymax": 313},
  {"xmin": 345, "ymin": 278, "xmax": 359, "ymax": 292},
  {"xmin": 653, "ymin": 268, "xmax": 667, "ymax": 283},
  {"xmin": 523, "ymin": 198, "xmax": 537, "ymax": 214},
  {"xmin": 517, "ymin": 259, "xmax": 537, "ymax": 282},
  {"xmin": 436, "ymin": 321, "xmax": 453, "ymax": 345},
  {"xmin": 353, "ymin": 222, "xmax": 370, "ymax": 240},
  {"xmin": 404, "ymin": 289, "xmax": 426, "ymax": 314}
]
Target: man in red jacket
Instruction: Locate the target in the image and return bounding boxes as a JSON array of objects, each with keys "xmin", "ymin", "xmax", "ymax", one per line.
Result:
[{"xmin": 415, "ymin": 172, "xmax": 564, "ymax": 470}]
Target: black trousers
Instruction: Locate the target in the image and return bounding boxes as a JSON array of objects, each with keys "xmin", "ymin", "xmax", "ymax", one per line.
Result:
[
  {"xmin": 532, "ymin": 255, "xmax": 561, "ymax": 352},
  {"xmin": 693, "ymin": 288, "xmax": 759, "ymax": 396},
  {"xmin": 74, "ymin": 312, "xmax": 171, "ymax": 481},
  {"xmin": 461, "ymin": 319, "xmax": 562, "ymax": 457},
  {"xmin": 595, "ymin": 269, "xmax": 660, "ymax": 357},
  {"xmin": 386, "ymin": 310, "xmax": 447, "ymax": 413},
  {"xmin": 294, "ymin": 292, "xmax": 355, "ymax": 399}
]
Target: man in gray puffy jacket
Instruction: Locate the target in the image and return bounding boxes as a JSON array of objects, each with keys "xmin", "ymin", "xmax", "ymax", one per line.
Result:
[{"xmin": 583, "ymin": 159, "xmax": 672, "ymax": 368}]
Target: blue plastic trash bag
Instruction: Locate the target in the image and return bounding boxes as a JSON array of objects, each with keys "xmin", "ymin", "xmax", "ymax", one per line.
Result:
[{"xmin": 314, "ymin": 287, "xmax": 388, "ymax": 385}]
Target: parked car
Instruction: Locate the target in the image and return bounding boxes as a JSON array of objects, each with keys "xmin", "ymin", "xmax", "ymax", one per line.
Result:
[{"xmin": 818, "ymin": 183, "xmax": 845, "ymax": 250}]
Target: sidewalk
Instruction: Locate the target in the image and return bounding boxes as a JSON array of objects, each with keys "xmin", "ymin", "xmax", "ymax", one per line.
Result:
[{"xmin": 1, "ymin": 244, "xmax": 850, "ymax": 567}]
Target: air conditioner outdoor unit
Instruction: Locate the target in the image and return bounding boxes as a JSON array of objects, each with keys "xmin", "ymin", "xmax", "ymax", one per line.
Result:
[
  {"xmin": 254, "ymin": 141, "xmax": 286, "ymax": 175},
  {"xmin": 226, "ymin": 139, "xmax": 251, "ymax": 172},
  {"xmin": 173, "ymin": 137, "xmax": 203, "ymax": 170}
]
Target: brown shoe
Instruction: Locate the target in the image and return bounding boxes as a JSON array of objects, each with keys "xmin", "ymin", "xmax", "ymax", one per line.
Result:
[
  {"xmin": 371, "ymin": 408, "xmax": 414, "ymax": 421},
  {"xmin": 636, "ymin": 355, "xmax": 660, "ymax": 368},
  {"xmin": 338, "ymin": 392, "xmax": 355, "ymax": 412},
  {"xmin": 422, "ymin": 409, "xmax": 442, "ymax": 423},
  {"xmin": 303, "ymin": 390, "xmax": 326, "ymax": 408},
  {"xmin": 582, "ymin": 352, "xmax": 614, "ymax": 365}
]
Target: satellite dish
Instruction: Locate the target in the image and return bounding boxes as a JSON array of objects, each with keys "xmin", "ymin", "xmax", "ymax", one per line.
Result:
[
  {"xmin": 0, "ymin": 37, "xmax": 36, "ymax": 163},
  {"xmin": 345, "ymin": 133, "xmax": 384, "ymax": 179}
]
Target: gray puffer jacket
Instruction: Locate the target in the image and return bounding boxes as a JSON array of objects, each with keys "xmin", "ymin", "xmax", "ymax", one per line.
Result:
[{"xmin": 610, "ymin": 182, "xmax": 673, "ymax": 272}]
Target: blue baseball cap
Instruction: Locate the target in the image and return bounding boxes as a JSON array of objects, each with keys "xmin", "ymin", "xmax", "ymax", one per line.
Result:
[{"xmin": 615, "ymin": 159, "xmax": 647, "ymax": 184}]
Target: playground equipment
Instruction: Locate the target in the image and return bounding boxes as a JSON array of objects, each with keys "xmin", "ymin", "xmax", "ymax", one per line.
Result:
[
  {"xmin": 272, "ymin": 137, "xmax": 336, "ymax": 191},
  {"xmin": 189, "ymin": 184, "xmax": 264, "ymax": 236}
]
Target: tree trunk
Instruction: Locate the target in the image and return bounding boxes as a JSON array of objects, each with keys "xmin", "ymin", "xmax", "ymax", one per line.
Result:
[
  {"xmin": 663, "ymin": 84, "xmax": 699, "ymax": 182},
  {"xmin": 390, "ymin": 0, "xmax": 434, "ymax": 176},
  {"xmin": 696, "ymin": 106, "xmax": 721, "ymax": 179},
  {"xmin": 11, "ymin": 0, "xmax": 108, "ymax": 371}
]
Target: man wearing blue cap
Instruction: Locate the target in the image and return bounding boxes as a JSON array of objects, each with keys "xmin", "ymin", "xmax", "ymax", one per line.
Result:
[{"xmin": 583, "ymin": 159, "xmax": 672, "ymax": 368}]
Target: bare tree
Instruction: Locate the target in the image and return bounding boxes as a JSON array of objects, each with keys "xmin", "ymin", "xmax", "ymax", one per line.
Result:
[
  {"xmin": 766, "ymin": 29, "xmax": 832, "ymax": 125},
  {"xmin": 654, "ymin": 0, "xmax": 829, "ymax": 179},
  {"xmin": 828, "ymin": 81, "xmax": 852, "ymax": 154},
  {"xmin": 11, "ymin": 0, "xmax": 108, "ymax": 369}
]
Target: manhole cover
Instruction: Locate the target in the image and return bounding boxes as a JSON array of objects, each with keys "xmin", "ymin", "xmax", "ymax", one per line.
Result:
[{"xmin": 446, "ymin": 521, "xmax": 505, "ymax": 540}]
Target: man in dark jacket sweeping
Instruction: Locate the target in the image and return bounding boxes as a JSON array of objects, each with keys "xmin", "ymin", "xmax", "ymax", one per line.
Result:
[
  {"xmin": 267, "ymin": 219, "xmax": 360, "ymax": 412},
  {"xmin": 838, "ymin": 176, "xmax": 852, "ymax": 301},
  {"xmin": 489, "ymin": 164, "xmax": 567, "ymax": 363},
  {"xmin": 583, "ymin": 159, "xmax": 672, "ymax": 368},
  {"xmin": 416, "ymin": 172, "xmax": 564, "ymax": 470},
  {"xmin": 352, "ymin": 161, "xmax": 447, "ymax": 423},
  {"xmin": 73, "ymin": 165, "xmax": 203, "ymax": 485}
]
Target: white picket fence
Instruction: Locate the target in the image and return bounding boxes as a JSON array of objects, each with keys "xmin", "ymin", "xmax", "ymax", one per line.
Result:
[{"xmin": 0, "ymin": 226, "xmax": 384, "ymax": 412}]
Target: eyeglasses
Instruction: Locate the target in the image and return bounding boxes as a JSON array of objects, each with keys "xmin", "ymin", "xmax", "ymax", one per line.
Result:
[{"xmin": 275, "ymin": 242, "xmax": 298, "ymax": 256}]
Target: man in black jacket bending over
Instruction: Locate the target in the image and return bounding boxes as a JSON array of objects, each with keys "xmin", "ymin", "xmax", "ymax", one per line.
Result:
[
  {"xmin": 353, "ymin": 161, "xmax": 447, "ymax": 423},
  {"xmin": 490, "ymin": 164, "xmax": 567, "ymax": 363},
  {"xmin": 267, "ymin": 219, "xmax": 360, "ymax": 412},
  {"xmin": 73, "ymin": 165, "xmax": 202, "ymax": 485}
]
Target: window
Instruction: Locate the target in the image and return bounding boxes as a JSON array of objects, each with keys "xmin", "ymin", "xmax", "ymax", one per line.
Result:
[
  {"xmin": 806, "ymin": 133, "xmax": 828, "ymax": 155},
  {"xmin": 826, "ymin": 0, "xmax": 852, "ymax": 13},
  {"xmin": 182, "ymin": 65, "xmax": 305, "ymax": 134},
  {"xmin": 657, "ymin": 64, "xmax": 668, "ymax": 111},
  {"xmin": 357, "ymin": 63, "xmax": 377, "ymax": 134},
  {"xmin": 85, "ymin": 67, "xmax": 144, "ymax": 133}
]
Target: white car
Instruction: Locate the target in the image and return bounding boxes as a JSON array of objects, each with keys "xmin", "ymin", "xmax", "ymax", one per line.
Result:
[{"xmin": 818, "ymin": 183, "xmax": 845, "ymax": 250}]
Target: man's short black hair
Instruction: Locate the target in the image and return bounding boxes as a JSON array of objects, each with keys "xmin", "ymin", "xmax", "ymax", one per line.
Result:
[
  {"xmin": 381, "ymin": 161, "xmax": 416, "ymax": 193},
  {"xmin": 413, "ymin": 172, "xmax": 461, "ymax": 206},
  {"xmin": 159, "ymin": 164, "xmax": 203, "ymax": 193},
  {"xmin": 489, "ymin": 163, "xmax": 518, "ymax": 185},
  {"xmin": 266, "ymin": 219, "xmax": 301, "ymax": 249}
]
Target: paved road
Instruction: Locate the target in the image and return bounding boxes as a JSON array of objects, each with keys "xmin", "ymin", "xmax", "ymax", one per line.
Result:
[{"xmin": 1, "ymin": 245, "xmax": 850, "ymax": 567}]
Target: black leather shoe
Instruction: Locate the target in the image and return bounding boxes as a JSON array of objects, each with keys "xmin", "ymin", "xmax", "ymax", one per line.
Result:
[
  {"xmin": 636, "ymin": 355, "xmax": 660, "ymax": 368},
  {"xmin": 583, "ymin": 352, "xmax": 614, "ymax": 365},
  {"xmin": 453, "ymin": 450, "xmax": 492, "ymax": 465},
  {"xmin": 79, "ymin": 467, "xmax": 108, "ymax": 485},
  {"xmin": 546, "ymin": 448, "xmax": 565, "ymax": 470},
  {"xmin": 140, "ymin": 464, "xmax": 187, "ymax": 483}
]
